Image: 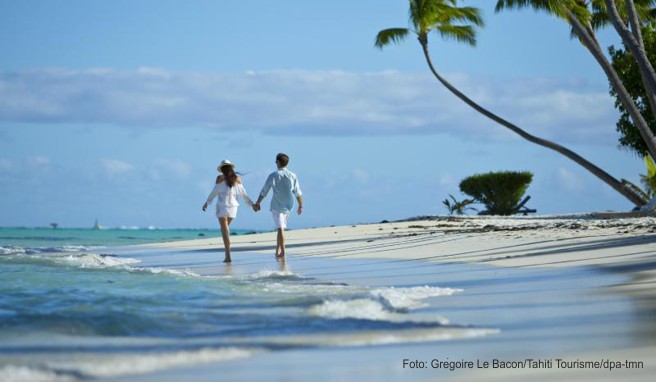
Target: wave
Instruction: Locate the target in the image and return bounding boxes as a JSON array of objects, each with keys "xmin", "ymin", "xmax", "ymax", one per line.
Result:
[
  {"xmin": 0, "ymin": 245, "xmax": 103, "ymax": 256},
  {"xmin": 250, "ymin": 268, "xmax": 301, "ymax": 280},
  {"xmin": 370, "ymin": 285, "xmax": 462, "ymax": 310},
  {"xmin": 308, "ymin": 285, "xmax": 460, "ymax": 324},
  {"xmin": 0, "ymin": 347, "xmax": 256, "ymax": 382},
  {"xmin": 0, "ymin": 365, "xmax": 73, "ymax": 382},
  {"xmin": 129, "ymin": 266, "xmax": 201, "ymax": 278},
  {"xmin": 0, "ymin": 250, "xmax": 207, "ymax": 279},
  {"xmin": 309, "ymin": 298, "xmax": 398, "ymax": 321},
  {"xmin": 1, "ymin": 249, "xmax": 140, "ymax": 268},
  {"xmin": 0, "ymin": 245, "xmax": 146, "ymax": 274},
  {"xmin": 253, "ymin": 327, "xmax": 499, "ymax": 348}
]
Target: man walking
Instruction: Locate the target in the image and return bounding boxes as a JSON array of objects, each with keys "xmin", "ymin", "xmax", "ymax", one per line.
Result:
[{"xmin": 254, "ymin": 153, "xmax": 303, "ymax": 258}]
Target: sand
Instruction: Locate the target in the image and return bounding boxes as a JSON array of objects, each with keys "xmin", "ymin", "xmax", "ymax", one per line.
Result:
[{"xmin": 103, "ymin": 214, "xmax": 656, "ymax": 382}]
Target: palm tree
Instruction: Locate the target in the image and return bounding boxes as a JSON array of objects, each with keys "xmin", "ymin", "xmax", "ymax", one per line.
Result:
[
  {"xmin": 495, "ymin": 0, "xmax": 656, "ymax": 169},
  {"xmin": 376, "ymin": 0, "xmax": 646, "ymax": 207},
  {"xmin": 602, "ymin": 0, "xmax": 656, "ymax": 152}
]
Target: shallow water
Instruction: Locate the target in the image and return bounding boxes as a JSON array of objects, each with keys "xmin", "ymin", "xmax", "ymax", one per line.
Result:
[
  {"xmin": 0, "ymin": 243, "xmax": 489, "ymax": 381},
  {"xmin": 2, "ymin": 228, "xmax": 652, "ymax": 382}
]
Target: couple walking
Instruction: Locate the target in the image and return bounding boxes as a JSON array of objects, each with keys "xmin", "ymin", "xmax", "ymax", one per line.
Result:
[{"xmin": 202, "ymin": 153, "xmax": 303, "ymax": 263}]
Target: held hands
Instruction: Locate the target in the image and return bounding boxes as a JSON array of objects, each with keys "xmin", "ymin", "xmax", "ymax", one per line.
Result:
[{"xmin": 252, "ymin": 203, "xmax": 261, "ymax": 212}]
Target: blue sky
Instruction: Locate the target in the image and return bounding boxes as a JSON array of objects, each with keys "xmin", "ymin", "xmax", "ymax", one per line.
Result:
[{"xmin": 0, "ymin": 0, "xmax": 647, "ymax": 230}]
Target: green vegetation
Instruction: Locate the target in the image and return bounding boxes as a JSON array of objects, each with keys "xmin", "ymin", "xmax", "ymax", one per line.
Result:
[
  {"xmin": 642, "ymin": 155, "xmax": 656, "ymax": 198},
  {"xmin": 442, "ymin": 194, "xmax": 476, "ymax": 215},
  {"xmin": 459, "ymin": 171, "xmax": 534, "ymax": 215},
  {"xmin": 609, "ymin": 26, "xmax": 656, "ymax": 157},
  {"xmin": 375, "ymin": 0, "xmax": 647, "ymax": 208}
]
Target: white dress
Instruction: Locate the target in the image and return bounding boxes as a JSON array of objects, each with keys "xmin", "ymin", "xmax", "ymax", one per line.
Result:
[{"xmin": 205, "ymin": 181, "xmax": 254, "ymax": 218}]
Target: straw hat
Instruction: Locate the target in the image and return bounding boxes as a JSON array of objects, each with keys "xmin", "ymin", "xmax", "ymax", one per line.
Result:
[{"xmin": 217, "ymin": 159, "xmax": 235, "ymax": 172}]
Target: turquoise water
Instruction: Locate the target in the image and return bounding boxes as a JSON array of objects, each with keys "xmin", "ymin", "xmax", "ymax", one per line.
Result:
[
  {"xmin": 0, "ymin": 227, "xmax": 255, "ymax": 248},
  {"xmin": 0, "ymin": 228, "xmax": 479, "ymax": 381}
]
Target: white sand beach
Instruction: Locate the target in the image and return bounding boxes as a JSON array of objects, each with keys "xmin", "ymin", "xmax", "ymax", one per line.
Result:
[{"xmin": 102, "ymin": 214, "xmax": 656, "ymax": 382}]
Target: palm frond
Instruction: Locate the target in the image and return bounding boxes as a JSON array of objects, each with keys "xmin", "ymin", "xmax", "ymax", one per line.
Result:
[
  {"xmin": 646, "ymin": 155, "xmax": 656, "ymax": 176},
  {"xmin": 435, "ymin": 4, "xmax": 485, "ymax": 27},
  {"xmin": 374, "ymin": 28, "xmax": 412, "ymax": 49},
  {"xmin": 382, "ymin": 0, "xmax": 483, "ymax": 48},
  {"xmin": 410, "ymin": 0, "xmax": 441, "ymax": 33},
  {"xmin": 496, "ymin": 0, "xmax": 595, "ymax": 30},
  {"xmin": 451, "ymin": 6, "xmax": 485, "ymax": 27},
  {"xmin": 495, "ymin": 0, "xmax": 567, "ymax": 14},
  {"xmin": 631, "ymin": 0, "xmax": 656, "ymax": 24},
  {"xmin": 589, "ymin": 0, "xmax": 656, "ymax": 29},
  {"xmin": 617, "ymin": 0, "xmax": 656, "ymax": 22},
  {"xmin": 436, "ymin": 25, "xmax": 477, "ymax": 46},
  {"xmin": 590, "ymin": 8, "xmax": 610, "ymax": 30},
  {"xmin": 569, "ymin": 2, "xmax": 593, "ymax": 25}
]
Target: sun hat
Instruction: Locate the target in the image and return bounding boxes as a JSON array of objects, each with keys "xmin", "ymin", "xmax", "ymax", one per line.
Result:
[{"xmin": 217, "ymin": 159, "xmax": 235, "ymax": 172}]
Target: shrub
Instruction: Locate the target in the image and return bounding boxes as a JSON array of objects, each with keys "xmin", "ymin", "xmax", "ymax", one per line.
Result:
[{"xmin": 459, "ymin": 171, "xmax": 533, "ymax": 215}]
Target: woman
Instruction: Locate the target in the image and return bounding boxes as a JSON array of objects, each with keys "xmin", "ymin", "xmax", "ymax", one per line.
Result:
[{"xmin": 202, "ymin": 159, "xmax": 254, "ymax": 263}]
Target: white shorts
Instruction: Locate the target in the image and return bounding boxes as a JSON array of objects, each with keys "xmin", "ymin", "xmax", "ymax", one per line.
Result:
[
  {"xmin": 217, "ymin": 206, "xmax": 238, "ymax": 219},
  {"xmin": 271, "ymin": 211, "xmax": 289, "ymax": 229}
]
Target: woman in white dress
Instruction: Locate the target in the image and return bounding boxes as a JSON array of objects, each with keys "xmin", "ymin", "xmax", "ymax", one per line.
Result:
[{"xmin": 202, "ymin": 160, "xmax": 255, "ymax": 263}]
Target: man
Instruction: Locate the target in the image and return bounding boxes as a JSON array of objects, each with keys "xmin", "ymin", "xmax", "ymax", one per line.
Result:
[{"xmin": 254, "ymin": 153, "xmax": 303, "ymax": 258}]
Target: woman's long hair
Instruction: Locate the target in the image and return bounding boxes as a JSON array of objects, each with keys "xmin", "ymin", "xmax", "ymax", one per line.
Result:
[{"xmin": 220, "ymin": 166, "xmax": 237, "ymax": 188}]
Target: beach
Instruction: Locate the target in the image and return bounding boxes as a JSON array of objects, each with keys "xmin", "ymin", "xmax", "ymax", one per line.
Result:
[
  {"xmin": 104, "ymin": 214, "xmax": 655, "ymax": 381},
  {"xmin": 1, "ymin": 214, "xmax": 655, "ymax": 381}
]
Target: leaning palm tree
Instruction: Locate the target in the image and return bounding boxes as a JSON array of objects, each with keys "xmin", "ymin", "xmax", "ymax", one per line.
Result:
[
  {"xmin": 495, "ymin": 0, "xmax": 656, "ymax": 167},
  {"xmin": 376, "ymin": 0, "xmax": 646, "ymax": 207}
]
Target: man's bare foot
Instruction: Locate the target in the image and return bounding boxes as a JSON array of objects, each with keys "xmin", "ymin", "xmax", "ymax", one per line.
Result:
[
  {"xmin": 223, "ymin": 257, "xmax": 232, "ymax": 263},
  {"xmin": 275, "ymin": 252, "xmax": 285, "ymax": 258}
]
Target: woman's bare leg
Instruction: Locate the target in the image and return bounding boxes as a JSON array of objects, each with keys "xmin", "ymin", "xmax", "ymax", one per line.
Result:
[{"xmin": 219, "ymin": 217, "xmax": 233, "ymax": 262}]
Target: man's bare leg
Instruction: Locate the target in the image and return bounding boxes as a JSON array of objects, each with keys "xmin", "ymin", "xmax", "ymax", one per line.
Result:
[
  {"xmin": 276, "ymin": 228, "xmax": 285, "ymax": 258},
  {"xmin": 219, "ymin": 217, "xmax": 233, "ymax": 262}
]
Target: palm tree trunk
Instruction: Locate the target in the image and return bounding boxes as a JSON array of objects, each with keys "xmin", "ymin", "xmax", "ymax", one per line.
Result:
[
  {"xmin": 418, "ymin": 39, "xmax": 647, "ymax": 207},
  {"xmin": 625, "ymin": 0, "xmax": 645, "ymax": 42},
  {"xmin": 603, "ymin": 0, "xmax": 656, "ymax": 132},
  {"xmin": 568, "ymin": 8, "xmax": 656, "ymax": 162}
]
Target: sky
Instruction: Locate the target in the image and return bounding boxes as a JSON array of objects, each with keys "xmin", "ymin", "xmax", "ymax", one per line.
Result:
[{"xmin": 0, "ymin": 0, "xmax": 648, "ymax": 230}]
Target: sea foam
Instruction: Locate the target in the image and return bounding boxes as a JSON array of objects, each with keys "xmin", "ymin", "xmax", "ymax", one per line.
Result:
[
  {"xmin": 371, "ymin": 285, "xmax": 462, "ymax": 310},
  {"xmin": 0, "ymin": 245, "xmax": 103, "ymax": 256},
  {"xmin": 308, "ymin": 285, "xmax": 459, "ymax": 324},
  {"xmin": 0, "ymin": 347, "xmax": 255, "ymax": 382}
]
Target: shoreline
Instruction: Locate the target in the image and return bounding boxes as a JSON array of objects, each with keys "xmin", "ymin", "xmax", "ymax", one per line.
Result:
[{"xmin": 101, "ymin": 214, "xmax": 656, "ymax": 381}]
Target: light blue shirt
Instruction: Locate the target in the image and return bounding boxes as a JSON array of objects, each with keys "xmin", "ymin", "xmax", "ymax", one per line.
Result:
[{"xmin": 259, "ymin": 167, "xmax": 302, "ymax": 214}]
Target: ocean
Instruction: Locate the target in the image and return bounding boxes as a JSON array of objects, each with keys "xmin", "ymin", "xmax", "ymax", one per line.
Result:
[
  {"xmin": 0, "ymin": 226, "xmax": 256, "ymax": 249},
  {"xmin": 0, "ymin": 227, "xmax": 488, "ymax": 381}
]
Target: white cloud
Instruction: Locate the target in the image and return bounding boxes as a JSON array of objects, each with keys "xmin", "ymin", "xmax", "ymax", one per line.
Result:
[
  {"xmin": 101, "ymin": 159, "xmax": 134, "ymax": 177},
  {"xmin": 0, "ymin": 159, "xmax": 13, "ymax": 174},
  {"xmin": 352, "ymin": 169, "xmax": 370, "ymax": 184},
  {"xmin": 439, "ymin": 173, "xmax": 458, "ymax": 188},
  {"xmin": 150, "ymin": 159, "xmax": 192, "ymax": 180},
  {"xmin": 26, "ymin": 156, "xmax": 50, "ymax": 169},
  {"xmin": 555, "ymin": 167, "xmax": 585, "ymax": 192},
  {"xmin": 0, "ymin": 68, "xmax": 620, "ymax": 144}
]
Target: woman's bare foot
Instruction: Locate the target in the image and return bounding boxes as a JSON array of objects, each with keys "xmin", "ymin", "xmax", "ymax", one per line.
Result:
[{"xmin": 223, "ymin": 257, "xmax": 232, "ymax": 263}]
